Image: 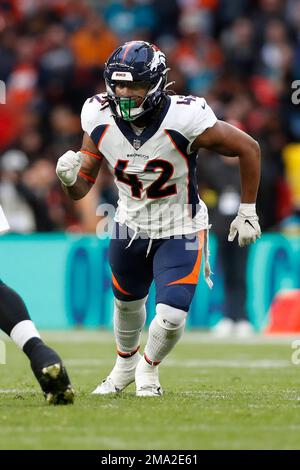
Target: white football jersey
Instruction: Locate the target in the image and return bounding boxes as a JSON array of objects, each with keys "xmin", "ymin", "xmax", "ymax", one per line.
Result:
[{"xmin": 81, "ymin": 93, "xmax": 217, "ymax": 238}]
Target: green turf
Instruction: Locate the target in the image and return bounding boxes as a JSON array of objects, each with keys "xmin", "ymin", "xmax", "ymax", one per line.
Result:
[{"xmin": 0, "ymin": 331, "xmax": 300, "ymax": 450}]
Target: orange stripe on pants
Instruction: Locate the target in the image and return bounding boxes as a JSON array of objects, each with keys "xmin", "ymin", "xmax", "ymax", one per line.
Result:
[
  {"xmin": 112, "ymin": 273, "xmax": 131, "ymax": 296},
  {"xmin": 166, "ymin": 231, "xmax": 205, "ymax": 285}
]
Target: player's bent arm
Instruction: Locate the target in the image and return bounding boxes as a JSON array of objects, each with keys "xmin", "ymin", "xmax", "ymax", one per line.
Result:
[
  {"xmin": 191, "ymin": 120, "xmax": 260, "ymax": 203},
  {"xmin": 57, "ymin": 132, "xmax": 103, "ymax": 200},
  {"xmin": 192, "ymin": 120, "xmax": 261, "ymax": 246}
]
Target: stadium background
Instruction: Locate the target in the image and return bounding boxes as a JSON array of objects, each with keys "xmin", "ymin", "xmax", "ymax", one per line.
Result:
[{"xmin": 0, "ymin": 0, "xmax": 299, "ymax": 330}]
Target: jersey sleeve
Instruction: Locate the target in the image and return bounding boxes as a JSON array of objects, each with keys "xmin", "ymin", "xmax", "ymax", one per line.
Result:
[
  {"xmin": 173, "ymin": 96, "xmax": 217, "ymax": 153},
  {"xmin": 80, "ymin": 94, "xmax": 108, "ymax": 136},
  {"xmin": 185, "ymin": 97, "xmax": 217, "ymax": 143}
]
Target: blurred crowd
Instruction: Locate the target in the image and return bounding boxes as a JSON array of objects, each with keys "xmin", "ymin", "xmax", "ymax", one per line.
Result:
[{"xmin": 0, "ymin": 0, "xmax": 299, "ymax": 234}]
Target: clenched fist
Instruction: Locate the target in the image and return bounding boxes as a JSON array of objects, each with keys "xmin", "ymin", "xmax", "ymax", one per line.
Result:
[
  {"xmin": 228, "ymin": 203, "xmax": 261, "ymax": 247},
  {"xmin": 56, "ymin": 151, "xmax": 82, "ymax": 186}
]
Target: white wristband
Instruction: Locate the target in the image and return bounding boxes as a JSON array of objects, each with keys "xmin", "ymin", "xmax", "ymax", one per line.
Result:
[
  {"xmin": 238, "ymin": 203, "xmax": 257, "ymax": 217},
  {"xmin": 239, "ymin": 203, "xmax": 256, "ymax": 211}
]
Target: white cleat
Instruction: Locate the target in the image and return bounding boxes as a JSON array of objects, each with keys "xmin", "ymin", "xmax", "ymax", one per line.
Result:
[
  {"xmin": 234, "ymin": 320, "xmax": 255, "ymax": 338},
  {"xmin": 210, "ymin": 318, "xmax": 234, "ymax": 338},
  {"xmin": 136, "ymin": 385, "xmax": 163, "ymax": 397},
  {"xmin": 92, "ymin": 352, "xmax": 142, "ymax": 395},
  {"xmin": 92, "ymin": 376, "xmax": 121, "ymax": 395},
  {"xmin": 135, "ymin": 356, "xmax": 163, "ymax": 397}
]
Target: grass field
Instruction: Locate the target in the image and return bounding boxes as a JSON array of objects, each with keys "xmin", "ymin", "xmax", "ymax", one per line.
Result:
[{"xmin": 1, "ymin": 331, "xmax": 300, "ymax": 450}]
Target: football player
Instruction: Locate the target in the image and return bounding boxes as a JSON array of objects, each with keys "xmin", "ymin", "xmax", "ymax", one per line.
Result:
[
  {"xmin": 56, "ymin": 41, "xmax": 261, "ymax": 396},
  {"xmin": 0, "ymin": 206, "xmax": 74, "ymax": 404}
]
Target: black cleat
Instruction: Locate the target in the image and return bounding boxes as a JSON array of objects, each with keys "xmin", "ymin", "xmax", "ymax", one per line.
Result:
[
  {"xmin": 37, "ymin": 363, "xmax": 75, "ymax": 405},
  {"xmin": 24, "ymin": 338, "xmax": 75, "ymax": 405}
]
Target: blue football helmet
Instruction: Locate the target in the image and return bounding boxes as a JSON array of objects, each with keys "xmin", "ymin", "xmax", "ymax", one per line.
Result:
[{"xmin": 104, "ymin": 41, "xmax": 169, "ymax": 121}]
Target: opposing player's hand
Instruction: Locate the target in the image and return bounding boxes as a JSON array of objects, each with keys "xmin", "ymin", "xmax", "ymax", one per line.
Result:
[
  {"xmin": 56, "ymin": 151, "xmax": 82, "ymax": 186},
  {"xmin": 228, "ymin": 203, "xmax": 261, "ymax": 247}
]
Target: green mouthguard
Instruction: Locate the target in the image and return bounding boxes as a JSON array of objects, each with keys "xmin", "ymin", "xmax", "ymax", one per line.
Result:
[{"xmin": 119, "ymin": 97, "xmax": 137, "ymax": 120}]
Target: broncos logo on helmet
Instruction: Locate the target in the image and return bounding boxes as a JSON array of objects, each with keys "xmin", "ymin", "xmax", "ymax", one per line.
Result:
[
  {"xmin": 149, "ymin": 47, "xmax": 166, "ymax": 72},
  {"xmin": 104, "ymin": 41, "xmax": 170, "ymax": 122}
]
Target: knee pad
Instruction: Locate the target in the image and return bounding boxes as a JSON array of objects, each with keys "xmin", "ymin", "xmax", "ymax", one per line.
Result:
[{"xmin": 156, "ymin": 303, "xmax": 187, "ymax": 330}]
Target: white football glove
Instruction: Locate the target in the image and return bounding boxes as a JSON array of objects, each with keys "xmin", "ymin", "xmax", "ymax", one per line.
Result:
[
  {"xmin": 56, "ymin": 150, "xmax": 82, "ymax": 186},
  {"xmin": 228, "ymin": 203, "xmax": 261, "ymax": 247}
]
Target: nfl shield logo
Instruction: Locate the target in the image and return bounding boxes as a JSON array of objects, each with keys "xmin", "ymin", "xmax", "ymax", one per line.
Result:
[{"xmin": 133, "ymin": 139, "xmax": 141, "ymax": 150}]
